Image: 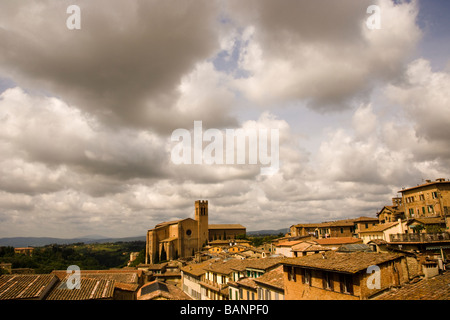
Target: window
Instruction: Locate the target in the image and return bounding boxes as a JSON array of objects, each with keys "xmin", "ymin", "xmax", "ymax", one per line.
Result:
[
  {"xmin": 428, "ymin": 205, "xmax": 434, "ymax": 213},
  {"xmin": 340, "ymin": 228, "xmax": 344, "ymax": 234},
  {"xmin": 287, "ymin": 266, "xmax": 296, "ymax": 282},
  {"xmin": 422, "ymin": 207, "xmax": 426, "ymax": 215},
  {"xmin": 323, "ymin": 272, "xmax": 333, "ymax": 290},
  {"xmin": 304, "ymin": 269, "xmax": 311, "ymax": 285},
  {"xmin": 339, "ymin": 274, "xmax": 353, "ymax": 294},
  {"xmin": 432, "ymin": 192, "xmax": 438, "ymax": 199}
]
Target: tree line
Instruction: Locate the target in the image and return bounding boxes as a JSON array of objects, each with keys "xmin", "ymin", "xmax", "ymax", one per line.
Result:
[{"xmin": 0, "ymin": 241, "xmax": 146, "ymax": 274}]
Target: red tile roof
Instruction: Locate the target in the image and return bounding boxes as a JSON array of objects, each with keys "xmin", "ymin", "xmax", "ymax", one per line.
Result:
[
  {"xmin": 314, "ymin": 237, "xmax": 363, "ymax": 245},
  {"xmin": 376, "ymin": 271, "xmax": 450, "ymax": 300},
  {"xmin": 254, "ymin": 265, "xmax": 284, "ymax": 290},
  {"xmin": 282, "ymin": 251, "xmax": 404, "ymax": 274},
  {"xmin": 46, "ymin": 277, "xmax": 115, "ymax": 300},
  {"xmin": 0, "ymin": 274, "xmax": 58, "ymax": 300},
  {"xmin": 137, "ymin": 280, "xmax": 191, "ymax": 300}
]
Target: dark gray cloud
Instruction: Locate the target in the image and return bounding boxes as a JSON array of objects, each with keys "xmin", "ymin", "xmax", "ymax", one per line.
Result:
[
  {"xmin": 0, "ymin": 0, "xmax": 237, "ymax": 132},
  {"xmin": 0, "ymin": 1, "xmax": 447, "ymax": 238}
]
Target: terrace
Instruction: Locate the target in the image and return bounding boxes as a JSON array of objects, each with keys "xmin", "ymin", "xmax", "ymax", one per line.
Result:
[{"xmin": 389, "ymin": 232, "xmax": 450, "ymax": 243}]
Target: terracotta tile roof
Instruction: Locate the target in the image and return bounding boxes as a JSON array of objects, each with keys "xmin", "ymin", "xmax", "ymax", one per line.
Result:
[
  {"xmin": 376, "ymin": 271, "xmax": 450, "ymax": 300},
  {"xmin": 228, "ymin": 277, "xmax": 258, "ymax": 290},
  {"xmin": 138, "ymin": 280, "xmax": 192, "ymax": 300},
  {"xmin": 359, "ymin": 222, "xmax": 399, "ymax": 233},
  {"xmin": 144, "ymin": 263, "xmax": 168, "ymax": 270},
  {"xmin": 281, "ymin": 251, "xmax": 404, "ymax": 274},
  {"xmin": 314, "ymin": 237, "xmax": 363, "ymax": 245},
  {"xmin": 398, "ymin": 180, "xmax": 450, "ymax": 193},
  {"xmin": 154, "ymin": 218, "xmax": 191, "ymax": 228},
  {"xmin": 293, "ymin": 221, "xmax": 353, "ymax": 228},
  {"xmin": 291, "ymin": 241, "xmax": 331, "ymax": 252},
  {"xmin": 0, "ymin": 274, "xmax": 58, "ymax": 300},
  {"xmin": 254, "ymin": 266, "xmax": 284, "ymax": 290},
  {"xmin": 204, "ymin": 258, "xmax": 247, "ymax": 275},
  {"xmin": 208, "ymin": 239, "xmax": 251, "ymax": 245},
  {"xmin": 46, "ymin": 277, "xmax": 115, "ymax": 300},
  {"xmin": 82, "ymin": 272, "xmax": 139, "ymax": 284},
  {"xmin": 276, "ymin": 240, "xmax": 304, "ymax": 247},
  {"xmin": 293, "ymin": 217, "xmax": 378, "ymax": 228},
  {"xmin": 244, "ymin": 257, "xmax": 284, "ymax": 271},
  {"xmin": 114, "ymin": 282, "xmax": 140, "ymax": 291},
  {"xmin": 208, "ymin": 224, "xmax": 246, "ymax": 229},
  {"xmin": 379, "ymin": 205, "xmax": 402, "ymax": 212},
  {"xmin": 51, "ymin": 270, "xmax": 141, "ymax": 284},
  {"xmin": 181, "ymin": 259, "xmax": 220, "ymax": 277},
  {"xmin": 351, "ymin": 217, "xmax": 379, "ymax": 222},
  {"xmin": 406, "ymin": 217, "xmax": 446, "ymax": 225},
  {"xmin": 229, "ymin": 259, "xmax": 254, "ymax": 272}
]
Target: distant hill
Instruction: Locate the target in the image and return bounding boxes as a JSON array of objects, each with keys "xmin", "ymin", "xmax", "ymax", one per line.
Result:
[
  {"xmin": 0, "ymin": 236, "xmax": 146, "ymax": 247},
  {"xmin": 246, "ymin": 228, "xmax": 289, "ymax": 236},
  {"xmin": 0, "ymin": 228, "xmax": 288, "ymax": 247}
]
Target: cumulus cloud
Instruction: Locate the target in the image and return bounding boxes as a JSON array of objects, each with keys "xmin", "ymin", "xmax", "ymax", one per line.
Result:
[
  {"xmin": 313, "ymin": 58, "xmax": 450, "ymax": 197},
  {"xmin": 0, "ymin": 0, "xmax": 234, "ymax": 132},
  {"xmin": 224, "ymin": 0, "xmax": 421, "ymax": 110},
  {"xmin": 0, "ymin": 87, "xmax": 169, "ymax": 187},
  {"xmin": 0, "ymin": 1, "xmax": 447, "ymax": 237},
  {"xmin": 386, "ymin": 58, "xmax": 450, "ymax": 143}
]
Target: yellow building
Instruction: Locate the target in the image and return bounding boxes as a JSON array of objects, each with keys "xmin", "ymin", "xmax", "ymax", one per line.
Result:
[
  {"xmin": 208, "ymin": 224, "xmax": 246, "ymax": 241},
  {"xmin": 377, "ymin": 197, "xmax": 405, "ymax": 224},
  {"xmin": 399, "ymin": 178, "xmax": 450, "ymax": 231}
]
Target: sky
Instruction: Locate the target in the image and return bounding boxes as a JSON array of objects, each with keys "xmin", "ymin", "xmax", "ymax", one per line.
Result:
[{"xmin": 0, "ymin": 0, "xmax": 449, "ymax": 238}]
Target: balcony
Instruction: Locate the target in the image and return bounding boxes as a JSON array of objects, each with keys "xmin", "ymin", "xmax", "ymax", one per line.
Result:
[
  {"xmin": 200, "ymin": 278, "xmax": 228, "ymax": 292},
  {"xmin": 389, "ymin": 232, "xmax": 450, "ymax": 243}
]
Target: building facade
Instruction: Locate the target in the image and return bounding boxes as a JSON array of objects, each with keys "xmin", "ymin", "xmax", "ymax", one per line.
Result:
[
  {"xmin": 290, "ymin": 217, "xmax": 378, "ymax": 239},
  {"xmin": 208, "ymin": 224, "xmax": 246, "ymax": 241},
  {"xmin": 145, "ymin": 200, "xmax": 209, "ymax": 264},
  {"xmin": 145, "ymin": 200, "xmax": 247, "ymax": 264},
  {"xmin": 282, "ymin": 251, "xmax": 409, "ymax": 300},
  {"xmin": 399, "ymin": 178, "xmax": 450, "ymax": 230}
]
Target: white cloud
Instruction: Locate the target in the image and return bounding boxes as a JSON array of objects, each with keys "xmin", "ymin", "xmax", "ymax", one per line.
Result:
[
  {"xmin": 0, "ymin": 1, "xmax": 447, "ymax": 238},
  {"xmin": 226, "ymin": 0, "xmax": 421, "ymax": 110},
  {"xmin": 386, "ymin": 58, "xmax": 450, "ymax": 143}
]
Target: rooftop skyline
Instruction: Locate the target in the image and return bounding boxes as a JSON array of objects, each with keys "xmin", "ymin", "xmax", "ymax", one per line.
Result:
[{"xmin": 0, "ymin": 0, "xmax": 449, "ymax": 238}]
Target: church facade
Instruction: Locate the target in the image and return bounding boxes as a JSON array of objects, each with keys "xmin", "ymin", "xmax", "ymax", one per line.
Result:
[{"xmin": 145, "ymin": 200, "xmax": 246, "ymax": 264}]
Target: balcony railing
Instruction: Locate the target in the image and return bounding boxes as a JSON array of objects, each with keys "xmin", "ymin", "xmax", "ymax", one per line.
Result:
[
  {"xmin": 389, "ymin": 232, "xmax": 450, "ymax": 243},
  {"xmin": 200, "ymin": 278, "xmax": 228, "ymax": 292}
]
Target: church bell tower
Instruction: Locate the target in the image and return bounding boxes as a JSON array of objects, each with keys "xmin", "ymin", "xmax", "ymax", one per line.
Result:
[{"xmin": 195, "ymin": 200, "xmax": 209, "ymax": 250}]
